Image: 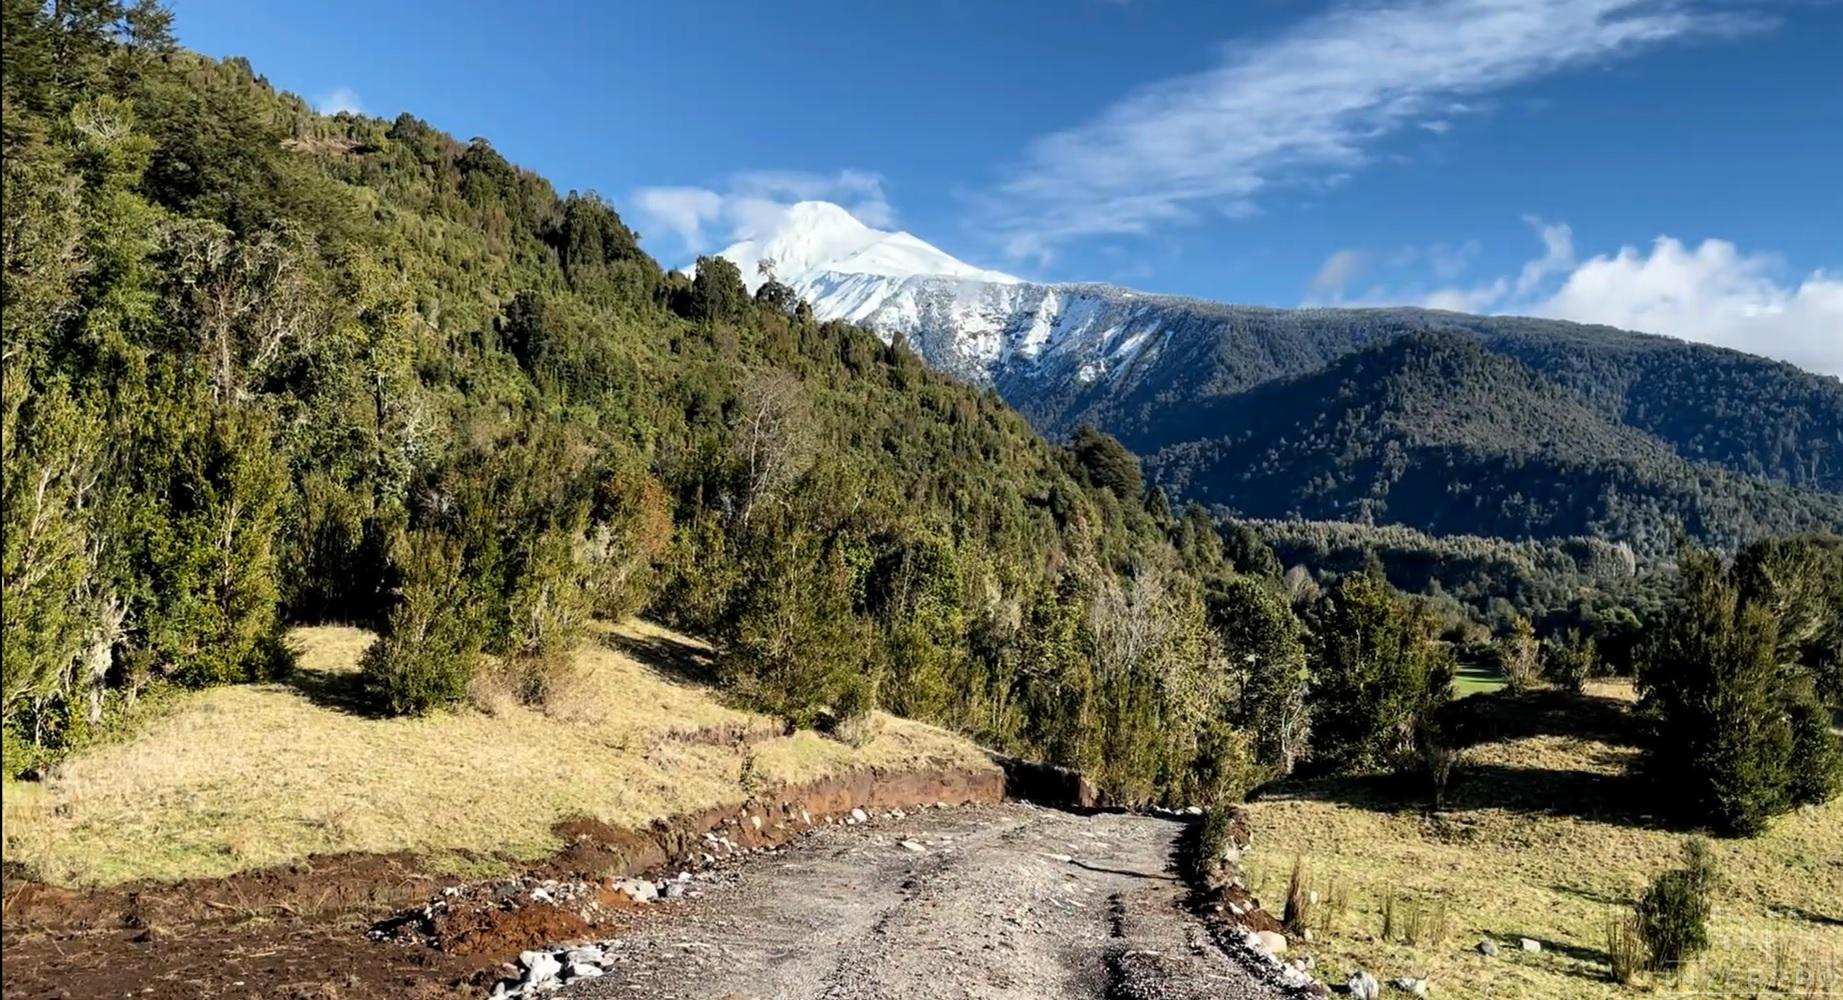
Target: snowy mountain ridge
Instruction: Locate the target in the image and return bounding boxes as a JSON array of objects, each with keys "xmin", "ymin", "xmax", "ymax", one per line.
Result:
[{"xmin": 704, "ymin": 201, "xmax": 1169, "ymax": 393}]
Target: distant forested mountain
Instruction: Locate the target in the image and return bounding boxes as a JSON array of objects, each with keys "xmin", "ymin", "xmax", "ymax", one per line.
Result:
[{"xmin": 1138, "ymin": 334, "xmax": 1843, "ymax": 556}]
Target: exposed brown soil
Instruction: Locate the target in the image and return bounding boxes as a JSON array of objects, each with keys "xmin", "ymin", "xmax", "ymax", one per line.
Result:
[{"xmin": 0, "ymin": 765, "xmax": 1004, "ymax": 1000}]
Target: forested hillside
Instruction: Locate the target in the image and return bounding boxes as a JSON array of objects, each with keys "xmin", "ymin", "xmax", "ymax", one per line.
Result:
[
  {"xmin": 0, "ymin": 2, "xmax": 1303, "ymax": 805},
  {"xmin": 1141, "ymin": 334, "xmax": 1843, "ymax": 555},
  {"xmin": 1023, "ymin": 303, "xmax": 1843, "ymax": 496}
]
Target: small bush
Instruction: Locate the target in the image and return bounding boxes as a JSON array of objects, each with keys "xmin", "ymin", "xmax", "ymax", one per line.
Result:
[
  {"xmin": 1195, "ymin": 805, "xmax": 1241, "ymax": 882},
  {"xmin": 1498, "ymin": 616, "xmax": 1542, "ymax": 693},
  {"xmin": 361, "ymin": 532, "xmax": 484, "ymax": 716},
  {"xmin": 1636, "ymin": 837, "xmax": 1717, "ymax": 971},
  {"xmin": 1543, "ymin": 629, "xmax": 1596, "ymax": 694},
  {"xmin": 1424, "ymin": 742, "xmax": 1460, "ymax": 810}
]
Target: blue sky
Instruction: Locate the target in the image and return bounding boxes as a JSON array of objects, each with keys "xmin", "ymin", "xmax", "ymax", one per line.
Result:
[{"xmin": 172, "ymin": 0, "xmax": 1841, "ymax": 371}]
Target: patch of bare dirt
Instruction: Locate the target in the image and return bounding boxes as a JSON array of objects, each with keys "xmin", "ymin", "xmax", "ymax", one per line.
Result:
[{"xmin": 1, "ymin": 766, "xmax": 1004, "ymax": 1000}]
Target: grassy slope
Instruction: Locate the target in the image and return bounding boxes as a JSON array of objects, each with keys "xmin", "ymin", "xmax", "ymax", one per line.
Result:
[
  {"xmin": 1, "ymin": 622, "xmax": 994, "ymax": 886},
  {"xmin": 1241, "ymin": 681, "xmax": 1842, "ymax": 999}
]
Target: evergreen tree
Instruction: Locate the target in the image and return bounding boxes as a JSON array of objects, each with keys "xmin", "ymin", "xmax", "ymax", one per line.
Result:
[
  {"xmin": 1306, "ymin": 572, "xmax": 1452, "ymax": 773},
  {"xmin": 1640, "ymin": 550, "xmax": 1797, "ymax": 836}
]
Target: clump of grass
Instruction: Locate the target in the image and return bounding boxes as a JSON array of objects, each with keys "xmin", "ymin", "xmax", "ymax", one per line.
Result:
[
  {"xmin": 1605, "ymin": 911, "xmax": 1647, "ymax": 984},
  {"xmin": 1317, "ymin": 875, "xmax": 1351, "ymax": 937},
  {"xmin": 1284, "ymin": 855, "xmax": 1314, "ymax": 935},
  {"xmin": 1378, "ymin": 890, "xmax": 1449, "ymax": 946}
]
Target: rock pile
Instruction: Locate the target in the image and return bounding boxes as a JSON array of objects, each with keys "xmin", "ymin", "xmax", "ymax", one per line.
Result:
[{"xmin": 489, "ymin": 941, "xmax": 626, "ymax": 997}]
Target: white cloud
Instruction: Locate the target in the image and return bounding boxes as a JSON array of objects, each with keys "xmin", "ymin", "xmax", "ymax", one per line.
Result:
[
  {"xmin": 1308, "ymin": 249, "xmax": 1369, "ymax": 299},
  {"xmin": 989, "ymin": 0, "xmax": 1763, "ymax": 257},
  {"xmin": 1537, "ymin": 239, "xmax": 1843, "ymax": 375},
  {"xmin": 630, "ymin": 187, "xmax": 725, "ymax": 250},
  {"xmin": 314, "ymin": 86, "xmax": 364, "ymax": 116},
  {"xmin": 630, "ymin": 170, "xmax": 893, "ymax": 257},
  {"xmin": 1411, "ymin": 225, "xmax": 1843, "ymax": 375}
]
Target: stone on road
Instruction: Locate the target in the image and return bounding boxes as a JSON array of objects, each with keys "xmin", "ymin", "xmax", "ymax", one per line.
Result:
[{"xmin": 560, "ymin": 802, "xmax": 1291, "ymax": 1000}]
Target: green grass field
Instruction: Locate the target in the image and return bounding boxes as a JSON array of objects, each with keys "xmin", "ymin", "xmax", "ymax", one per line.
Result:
[
  {"xmin": 1242, "ymin": 680, "xmax": 1842, "ymax": 1000},
  {"xmin": 1, "ymin": 621, "xmax": 995, "ymax": 886},
  {"xmin": 1451, "ymin": 659, "xmax": 1508, "ymax": 698}
]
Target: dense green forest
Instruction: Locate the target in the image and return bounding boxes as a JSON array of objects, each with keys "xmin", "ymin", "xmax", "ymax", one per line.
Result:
[
  {"xmin": 2, "ymin": 2, "xmax": 1836, "ymax": 834},
  {"xmin": 1022, "ymin": 302, "xmax": 1843, "ymax": 502},
  {"xmin": 1142, "ymin": 334, "xmax": 1843, "ymax": 555},
  {"xmin": 1241, "ymin": 519, "xmax": 1668, "ymax": 640},
  {"xmin": 0, "ymin": 1, "xmax": 1321, "ymax": 804}
]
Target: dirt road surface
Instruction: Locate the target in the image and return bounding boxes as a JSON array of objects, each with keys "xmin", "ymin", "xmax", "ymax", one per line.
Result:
[{"xmin": 558, "ymin": 802, "xmax": 1295, "ymax": 1000}]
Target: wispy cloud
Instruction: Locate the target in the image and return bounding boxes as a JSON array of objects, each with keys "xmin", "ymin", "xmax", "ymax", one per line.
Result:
[
  {"xmin": 631, "ymin": 170, "xmax": 893, "ymax": 257},
  {"xmin": 314, "ymin": 86, "xmax": 365, "ymax": 116},
  {"xmin": 1308, "ymin": 249, "xmax": 1370, "ymax": 299},
  {"xmin": 989, "ymin": 0, "xmax": 1765, "ymax": 260}
]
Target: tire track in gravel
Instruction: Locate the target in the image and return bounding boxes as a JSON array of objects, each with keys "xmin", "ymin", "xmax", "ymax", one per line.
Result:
[{"xmin": 559, "ymin": 803, "xmax": 1293, "ymax": 1000}]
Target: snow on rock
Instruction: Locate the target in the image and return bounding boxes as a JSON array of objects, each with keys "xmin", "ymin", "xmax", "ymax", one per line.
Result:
[{"xmin": 693, "ymin": 202, "xmax": 1174, "ymax": 404}]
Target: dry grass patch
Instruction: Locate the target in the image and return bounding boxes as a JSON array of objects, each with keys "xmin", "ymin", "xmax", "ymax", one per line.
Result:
[
  {"xmin": 2, "ymin": 620, "xmax": 995, "ymax": 887},
  {"xmin": 1242, "ymin": 680, "xmax": 1843, "ymax": 1000}
]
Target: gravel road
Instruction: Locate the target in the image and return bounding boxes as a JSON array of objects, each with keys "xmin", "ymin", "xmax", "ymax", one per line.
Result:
[{"xmin": 559, "ymin": 802, "xmax": 1293, "ymax": 1000}]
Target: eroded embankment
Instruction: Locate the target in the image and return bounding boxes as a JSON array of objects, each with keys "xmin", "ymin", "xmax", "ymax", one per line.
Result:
[{"xmin": 0, "ymin": 763, "xmax": 1003, "ymax": 1000}]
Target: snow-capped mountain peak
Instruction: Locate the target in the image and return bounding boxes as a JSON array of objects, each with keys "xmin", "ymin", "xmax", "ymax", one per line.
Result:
[
  {"xmin": 711, "ymin": 201, "xmax": 1019, "ymax": 293},
  {"xmin": 691, "ymin": 201, "xmax": 1168, "ymax": 395}
]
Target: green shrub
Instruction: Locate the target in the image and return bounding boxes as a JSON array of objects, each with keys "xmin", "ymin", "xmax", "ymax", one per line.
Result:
[
  {"xmin": 1542, "ymin": 628, "xmax": 1596, "ymax": 694},
  {"xmin": 1498, "ymin": 615, "xmax": 1542, "ymax": 693},
  {"xmin": 1786, "ymin": 694, "xmax": 1843, "ymax": 806},
  {"xmin": 1635, "ymin": 838, "xmax": 1716, "ymax": 971},
  {"xmin": 1640, "ymin": 550, "xmax": 1798, "ymax": 836},
  {"xmin": 361, "ymin": 532, "xmax": 484, "ymax": 716}
]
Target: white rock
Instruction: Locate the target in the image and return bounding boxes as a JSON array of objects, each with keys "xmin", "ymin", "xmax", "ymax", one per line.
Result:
[
  {"xmin": 665, "ymin": 881, "xmax": 687, "ymax": 900},
  {"xmin": 850, "ymin": 807, "xmax": 869, "ymax": 823},
  {"xmin": 750, "ymin": 814, "xmax": 762, "ymax": 831},
  {"xmin": 1391, "ymin": 978, "xmax": 1429, "ymax": 997},
  {"xmin": 1254, "ymin": 930, "xmax": 1288, "ymax": 955},
  {"xmin": 520, "ymin": 950, "xmax": 562, "ymax": 988},
  {"xmin": 1520, "ymin": 938, "xmax": 1542, "ymax": 953},
  {"xmin": 566, "ymin": 962, "xmax": 604, "ymax": 979},
  {"xmin": 563, "ymin": 945, "xmax": 604, "ymax": 965},
  {"xmin": 1347, "ymin": 970, "xmax": 1381, "ymax": 1000},
  {"xmin": 1476, "ymin": 939, "xmax": 1499, "ymax": 957},
  {"xmin": 613, "ymin": 878, "xmax": 657, "ymax": 903},
  {"xmin": 901, "ymin": 840, "xmax": 928, "ymax": 853}
]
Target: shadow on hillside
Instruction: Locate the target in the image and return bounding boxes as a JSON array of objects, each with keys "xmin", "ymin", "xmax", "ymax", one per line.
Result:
[
  {"xmin": 1269, "ymin": 764, "xmax": 1675, "ymax": 830},
  {"xmin": 1262, "ymin": 687, "xmax": 1689, "ymax": 830},
  {"xmin": 282, "ymin": 661, "xmax": 390, "ymax": 718},
  {"xmin": 602, "ymin": 629, "xmax": 719, "ymax": 688},
  {"xmin": 1776, "ymin": 906, "xmax": 1843, "ymax": 929},
  {"xmin": 1440, "ymin": 687, "xmax": 1644, "ymax": 749}
]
